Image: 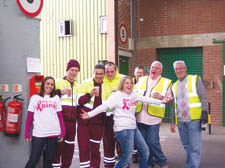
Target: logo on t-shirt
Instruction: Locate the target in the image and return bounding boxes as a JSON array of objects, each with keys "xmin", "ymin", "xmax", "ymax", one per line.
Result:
[
  {"xmin": 122, "ymin": 98, "xmax": 136, "ymax": 110},
  {"xmin": 37, "ymin": 100, "xmax": 56, "ymax": 111}
]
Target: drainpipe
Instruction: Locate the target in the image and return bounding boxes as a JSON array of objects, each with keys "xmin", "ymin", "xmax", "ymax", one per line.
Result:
[
  {"xmin": 131, "ymin": 0, "xmax": 136, "ymax": 73},
  {"xmin": 115, "ymin": 0, "xmax": 119, "ymax": 65}
]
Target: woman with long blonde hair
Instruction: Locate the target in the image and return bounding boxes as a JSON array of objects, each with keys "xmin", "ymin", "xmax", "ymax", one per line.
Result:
[{"xmin": 81, "ymin": 76, "xmax": 171, "ymax": 168}]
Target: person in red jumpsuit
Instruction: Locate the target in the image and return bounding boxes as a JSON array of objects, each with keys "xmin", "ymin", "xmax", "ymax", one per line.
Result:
[{"xmin": 77, "ymin": 64, "xmax": 111, "ymax": 168}]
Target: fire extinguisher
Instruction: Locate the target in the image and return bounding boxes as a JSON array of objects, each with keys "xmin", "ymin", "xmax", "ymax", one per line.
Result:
[
  {"xmin": 0, "ymin": 95, "xmax": 6, "ymax": 132},
  {"xmin": 4, "ymin": 94, "xmax": 24, "ymax": 135}
]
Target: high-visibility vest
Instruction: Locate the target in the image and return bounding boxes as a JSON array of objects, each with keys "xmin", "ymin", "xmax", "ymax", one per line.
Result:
[
  {"xmin": 103, "ymin": 73, "xmax": 124, "ymax": 115},
  {"xmin": 55, "ymin": 78, "xmax": 79, "ymax": 106},
  {"xmin": 103, "ymin": 73, "xmax": 124, "ymax": 93},
  {"xmin": 135, "ymin": 76, "xmax": 172, "ymax": 118},
  {"xmin": 77, "ymin": 78, "xmax": 111, "ymax": 109},
  {"xmin": 172, "ymin": 75, "xmax": 202, "ymax": 122}
]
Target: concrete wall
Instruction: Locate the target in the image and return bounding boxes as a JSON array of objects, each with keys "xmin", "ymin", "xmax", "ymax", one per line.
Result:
[{"xmin": 0, "ymin": 1, "xmax": 40, "ymax": 167}]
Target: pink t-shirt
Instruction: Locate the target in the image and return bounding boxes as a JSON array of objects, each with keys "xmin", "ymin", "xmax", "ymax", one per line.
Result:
[{"xmin": 28, "ymin": 95, "xmax": 62, "ymax": 137}]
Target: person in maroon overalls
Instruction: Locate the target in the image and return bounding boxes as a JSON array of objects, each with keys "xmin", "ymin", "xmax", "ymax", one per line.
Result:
[
  {"xmin": 103, "ymin": 62, "xmax": 124, "ymax": 167},
  {"xmin": 52, "ymin": 59, "xmax": 80, "ymax": 168},
  {"xmin": 77, "ymin": 64, "xmax": 110, "ymax": 168}
]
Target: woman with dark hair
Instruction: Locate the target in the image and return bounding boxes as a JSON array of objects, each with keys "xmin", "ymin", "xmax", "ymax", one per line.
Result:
[{"xmin": 24, "ymin": 76, "xmax": 66, "ymax": 168}]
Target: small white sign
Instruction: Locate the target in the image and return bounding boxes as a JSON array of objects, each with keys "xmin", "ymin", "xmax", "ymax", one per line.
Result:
[
  {"xmin": 13, "ymin": 84, "xmax": 22, "ymax": 92},
  {"xmin": 0, "ymin": 84, "xmax": 9, "ymax": 92},
  {"xmin": 99, "ymin": 16, "xmax": 107, "ymax": 33},
  {"xmin": 224, "ymin": 65, "xmax": 225, "ymax": 75},
  {"xmin": 27, "ymin": 57, "xmax": 41, "ymax": 73}
]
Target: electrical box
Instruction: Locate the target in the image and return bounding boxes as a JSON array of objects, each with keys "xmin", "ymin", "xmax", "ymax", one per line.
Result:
[
  {"xmin": 58, "ymin": 20, "xmax": 72, "ymax": 37},
  {"xmin": 29, "ymin": 75, "xmax": 44, "ymax": 98}
]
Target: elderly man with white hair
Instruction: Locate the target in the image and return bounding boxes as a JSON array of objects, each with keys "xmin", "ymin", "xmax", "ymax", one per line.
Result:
[
  {"xmin": 135, "ymin": 61, "xmax": 172, "ymax": 168},
  {"xmin": 170, "ymin": 60, "xmax": 208, "ymax": 168}
]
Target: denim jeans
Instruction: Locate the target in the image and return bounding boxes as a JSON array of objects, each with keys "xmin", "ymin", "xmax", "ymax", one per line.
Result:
[
  {"xmin": 137, "ymin": 123, "xmax": 167, "ymax": 168},
  {"xmin": 177, "ymin": 120, "xmax": 202, "ymax": 168},
  {"xmin": 114, "ymin": 128, "xmax": 149, "ymax": 168},
  {"xmin": 25, "ymin": 136, "xmax": 58, "ymax": 168}
]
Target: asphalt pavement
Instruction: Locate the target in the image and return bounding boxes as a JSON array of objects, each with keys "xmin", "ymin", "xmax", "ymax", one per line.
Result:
[{"xmin": 71, "ymin": 123, "xmax": 225, "ymax": 168}]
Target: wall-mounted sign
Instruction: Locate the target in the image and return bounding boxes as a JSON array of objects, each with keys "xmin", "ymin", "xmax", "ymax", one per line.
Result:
[
  {"xmin": 119, "ymin": 24, "xmax": 127, "ymax": 44},
  {"xmin": 0, "ymin": 84, "xmax": 9, "ymax": 92},
  {"xmin": 13, "ymin": 84, "xmax": 22, "ymax": 93},
  {"xmin": 143, "ymin": 66, "xmax": 150, "ymax": 72},
  {"xmin": 99, "ymin": 16, "xmax": 107, "ymax": 34},
  {"xmin": 27, "ymin": 57, "xmax": 41, "ymax": 73},
  {"xmin": 16, "ymin": 0, "xmax": 43, "ymax": 18}
]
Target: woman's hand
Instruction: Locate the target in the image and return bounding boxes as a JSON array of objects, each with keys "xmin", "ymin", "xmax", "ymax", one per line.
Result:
[
  {"xmin": 80, "ymin": 109, "xmax": 89, "ymax": 120},
  {"xmin": 58, "ymin": 137, "xmax": 64, "ymax": 143},
  {"xmin": 25, "ymin": 138, "xmax": 31, "ymax": 142}
]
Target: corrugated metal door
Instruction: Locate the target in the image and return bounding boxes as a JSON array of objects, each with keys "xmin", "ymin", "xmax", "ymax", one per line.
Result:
[
  {"xmin": 119, "ymin": 56, "xmax": 129, "ymax": 75},
  {"xmin": 157, "ymin": 47, "xmax": 203, "ymax": 122}
]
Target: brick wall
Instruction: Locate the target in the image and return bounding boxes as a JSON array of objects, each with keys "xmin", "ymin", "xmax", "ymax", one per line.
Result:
[
  {"xmin": 118, "ymin": 0, "xmax": 131, "ymax": 48},
  {"xmin": 118, "ymin": 0, "xmax": 133, "ymax": 76},
  {"xmin": 136, "ymin": 48, "xmax": 157, "ymax": 75},
  {"xmin": 134, "ymin": 0, "xmax": 224, "ymax": 125},
  {"xmin": 136, "ymin": 0, "xmax": 225, "ymax": 37},
  {"xmin": 203, "ymin": 45, "xmax": 223, "ymax": 125}
]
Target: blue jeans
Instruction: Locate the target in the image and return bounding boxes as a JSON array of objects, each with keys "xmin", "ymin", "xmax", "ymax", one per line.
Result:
[
  {"xmin": 177, "ymin": 120, "xmax": 202, "ymax": 168},
  {"xmin": 137, "ymin": 123, "xmax": 167, "ymax": 168},
  {"xmin": 114, "ymin": 128, "xmax": 149, "ymax": 168},
  {"xmin": 25, "ymin": 136, "xmax": 58, "ymax": 168}
]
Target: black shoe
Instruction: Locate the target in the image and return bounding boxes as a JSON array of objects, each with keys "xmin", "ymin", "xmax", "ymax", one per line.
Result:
[{"xmin": 132, "ymin": 155, "xmax": 139, "ymax": 163}]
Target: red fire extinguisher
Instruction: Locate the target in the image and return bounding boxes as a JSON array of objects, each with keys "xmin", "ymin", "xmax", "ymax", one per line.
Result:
[
  {"xmin": 4, "ymin": 94, "xmax": 24, "ymax": 135},
  {"xmin": 0, "ymin": 95, "xmax": 5, "ymax": 132}
]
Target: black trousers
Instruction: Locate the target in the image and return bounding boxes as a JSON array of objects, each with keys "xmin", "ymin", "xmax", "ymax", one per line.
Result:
[{"xmin": 25, "ymin": 136, "xmax": 58, "ymax": 168}]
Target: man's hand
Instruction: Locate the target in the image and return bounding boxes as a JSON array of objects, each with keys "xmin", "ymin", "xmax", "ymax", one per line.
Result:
[
  {"xmin": 61, "ymin": 88, "xmax": 72, "ymax": 96},
  {"xmin": 201, "ymin": 111, "xmax": 208, "ymax": 124},
  {"xmin": 90, "ymin": 88, "xmax": 98, "ymax": 97},
  {"xmin": 162, "ymin": 96, "xmax": 173, "ymax": 104},
  {"xmin": 170, "ymin": 124, "xmax": 176, "ymax": 133},
  {"xmin": 152, "ymin": 92, "xmax": 163, "ymax": 100}
]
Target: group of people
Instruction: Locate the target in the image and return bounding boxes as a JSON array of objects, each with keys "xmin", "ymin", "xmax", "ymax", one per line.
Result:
[{"xmin": 24, "ymin": 59, "xmax": 208, "ymax": 168}]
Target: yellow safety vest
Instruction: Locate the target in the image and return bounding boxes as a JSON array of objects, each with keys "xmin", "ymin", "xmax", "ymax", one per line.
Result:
[
  {"xmin": 77, "ymin": 78, "xmax": 111, "ymax": 109},
  {"xmin": 135, "ymin": 76, "xmax": 172, "ymax": 118},
  {"xmin": 55, "ymin": 78, "xmax": 79, "ymax": 106},
  {"xmin": 103, "ymin": 73, "xmax": 124, "ymax": 115},
  {"xmin": 172, "ymin": 75, "xmax": 202, "ymax": 122},
  {"xmin": 103, "ymin": 73, "xmax": 124, "ymax": 93}
]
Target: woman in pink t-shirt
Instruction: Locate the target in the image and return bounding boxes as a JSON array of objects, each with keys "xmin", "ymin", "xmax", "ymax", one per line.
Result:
[{"xmin": 24, "ymin": 76, "xmax": 66, "ymax": 168}]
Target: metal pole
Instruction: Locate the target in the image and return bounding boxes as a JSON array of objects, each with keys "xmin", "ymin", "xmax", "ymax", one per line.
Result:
[{"xmin": 208, "ymin": 102, "xmax": 211, "ymax": 134}]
